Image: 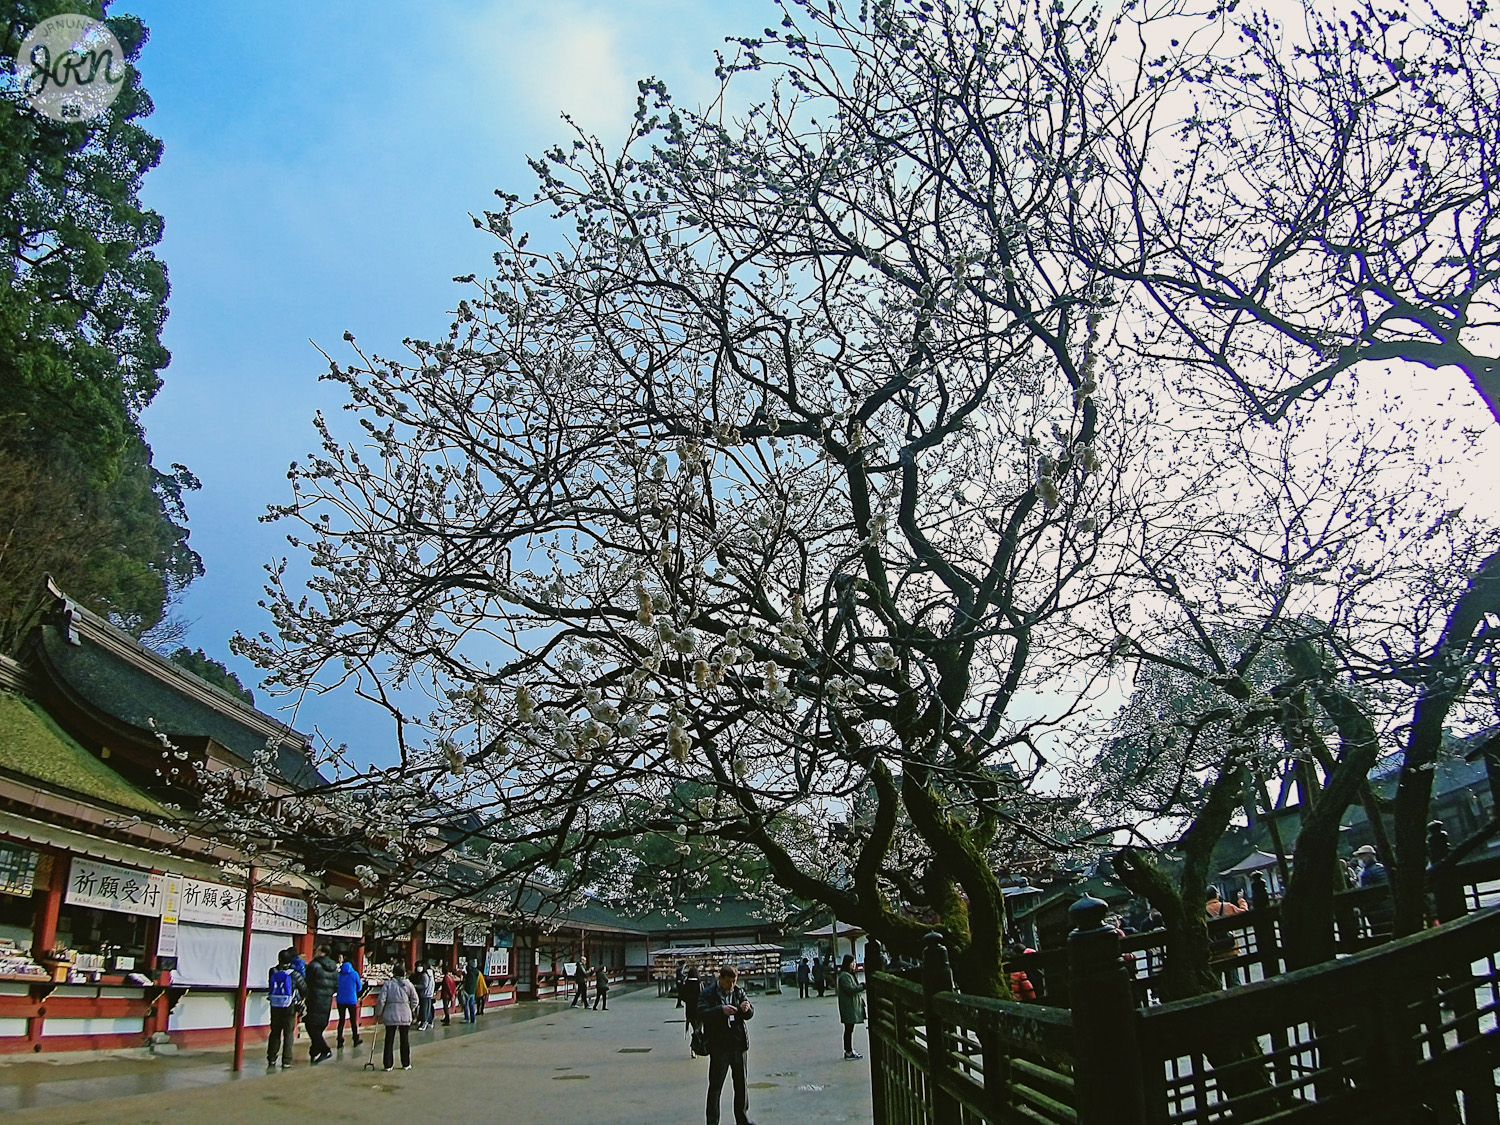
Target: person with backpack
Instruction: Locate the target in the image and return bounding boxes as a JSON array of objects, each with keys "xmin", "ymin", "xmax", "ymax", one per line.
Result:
[
  {"xmin": 697, "ymin": 965, "xmax": 756, "ymax": 1125},
  {"xmin": 837, "ymin": 953, "xmax": 866, "ymax": 1060},
  {"xmin": 335, "ymin": 951, "xmax": 363, "ymax": 1049},
  {"xmin": 374, "ymin": 962, "xmax": 420, "ymax": 1071},
  {"xmin": 266, "ymin": 949, "xmax": 306, "ymax": 1070},
  {"xmin": 303, "ymin": 943, "xmax": 339, "ymax": 1063}
]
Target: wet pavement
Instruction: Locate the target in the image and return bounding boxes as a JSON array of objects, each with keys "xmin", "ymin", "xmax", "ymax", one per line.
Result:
[{"xmin": 0, "ymin": 984, "xmax": 874, "ymax": 1124}]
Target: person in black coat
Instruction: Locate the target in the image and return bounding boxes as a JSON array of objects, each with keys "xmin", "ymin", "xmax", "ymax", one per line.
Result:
[
  {"xmin": 592, "ymin": 962, "xmax": 610, "ymax": 1010},
  {"xmin": 570, "ymin": 959, "xmax": 591, "ymax": 1008},
  {"xmin": 303, "ymin": 944, "xmax": 339, "ymax": 1063},
  {"xmin": 697, "ymin": 965, "xmax": 756, "ymax": 1125}
]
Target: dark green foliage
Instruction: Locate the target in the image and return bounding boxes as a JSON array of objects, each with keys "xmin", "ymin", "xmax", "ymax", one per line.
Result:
[
  {"xmin": 167, "ymin": 646, "xmax": 255, "ymax": 705},
  {"xmin": 0, "ymin": 0, "xmax": 198, "ymax": 647}
]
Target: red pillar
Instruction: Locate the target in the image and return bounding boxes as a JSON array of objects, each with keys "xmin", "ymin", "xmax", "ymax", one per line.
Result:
[
  {"xmin": 31, "ymin": 850, "xmax": 67, "ymax": 956},
  {"xmin": 407, "ymin": 923, "xmax": 421, "ymax": 972},
  {"xmin": 232, "ymin": 866, "xmax": 258, "ymax": 1073}
]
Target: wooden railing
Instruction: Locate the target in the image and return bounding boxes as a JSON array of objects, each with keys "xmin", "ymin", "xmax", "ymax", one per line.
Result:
[{"xmin": 868, "ymin": 855, "xmax": 1500, "ymax": 1124}]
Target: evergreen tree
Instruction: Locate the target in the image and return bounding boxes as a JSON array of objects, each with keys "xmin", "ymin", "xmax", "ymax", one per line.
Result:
[{"xmin": 0, "ymin": 1, "xmax": 199, "ymax": 647}]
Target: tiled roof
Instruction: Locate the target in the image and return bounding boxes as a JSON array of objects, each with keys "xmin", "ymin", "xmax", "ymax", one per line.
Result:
[{"xmin": 34, "ymin": 623, "xmax": 325, "ymax": 790}]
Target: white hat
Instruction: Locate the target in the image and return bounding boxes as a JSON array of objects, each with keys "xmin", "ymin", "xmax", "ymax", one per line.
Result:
[{"xmin": 1352, "ymin": 845, "xmax": 1377, "ymax": 858}]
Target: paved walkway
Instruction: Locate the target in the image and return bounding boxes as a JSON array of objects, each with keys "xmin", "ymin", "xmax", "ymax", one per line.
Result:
[{"xmin": 0, "ymin": 984, "xmax": 873, "ymax": 1124}]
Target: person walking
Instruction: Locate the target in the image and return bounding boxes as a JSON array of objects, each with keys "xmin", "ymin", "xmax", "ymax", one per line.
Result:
[
  {"xmin": 796, "ymin": 957, "xmax": 811, "ymax": 999},
  {"xmin": 813, "ymin": 956, "xmax": 827, "ymax": 998},
  {"xmin": 374, "ymin": 963, "xmax": 420, "ymax": 1071},
  {"xmin": 335, "ymin": 952, "xmax": 363, "ymax": 1048},
  {"xmin": 837, "ymin": 953, "xmax": 866, "ymax": 1060},
  {"xmin": 674, "ymin": 961, "xmax": 686, "ymax": 1007},
  {"xmin": 461, "ymin": 958, "xmax": 480, "ymax": 1023},
  {"xmin": 412, "ymin": 960, "xmax": 435, "ymax": 1030},
  {"xmin": 681, "ymin": 962, "xmax": 702, "ymax": 1048},
  {"xmin": 475, "ymin": 966, "xmax": 489, "ymax": 1015},
  {"xmin": 697, "ymin": 965, "xmax": 756, "ymax": 1125},
  {"xmin": 570, "ymin": 959, "xmax": 590, "ymax": 1008},
  {"xmin": 266, "ymin": 949, "xmax": 305, "ymax": 1070},
  {"xmin": 303, "ymin": 943, "xmax": 338, "ymax": 1064},
  {"xmin": 592, "ymin": 962, "xmax": 610, "ymax": 1010}
]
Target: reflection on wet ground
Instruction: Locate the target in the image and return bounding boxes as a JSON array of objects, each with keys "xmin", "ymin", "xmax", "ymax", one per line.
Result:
[{"xmin": 0, "ymin": 998, "xmax": 556, "ymax": 1113}]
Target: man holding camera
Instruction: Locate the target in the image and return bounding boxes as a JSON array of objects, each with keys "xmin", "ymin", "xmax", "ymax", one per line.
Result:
[{"xmin": 696, "ymin": 965, "xmax": 757, "ymax": 1125}]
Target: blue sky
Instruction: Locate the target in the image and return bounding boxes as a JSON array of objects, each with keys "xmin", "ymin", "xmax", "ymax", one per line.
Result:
[{"xmin": 130, "ymin": 0, "xmax": 769, "ymax": 760}]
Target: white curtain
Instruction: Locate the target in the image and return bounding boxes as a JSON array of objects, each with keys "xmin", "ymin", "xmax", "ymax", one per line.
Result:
[{"xmin": 173, "ymin": 924, "xmax": 287, "ymax": 988}]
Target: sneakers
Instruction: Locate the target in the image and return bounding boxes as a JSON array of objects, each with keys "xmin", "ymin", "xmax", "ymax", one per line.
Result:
[
  {"xmin": 402, "ymin": 1064, "xmax": 412, "ymax": 1070},
  {"xmin": 280, "ymin": 1062, "xmax": 292, "ymax": 1070},
  {"xmin": 384, "ymin": 1065, "xmax": 393, "ymax": 1072},
  {"xmin": 844, "ymin": 1050, "xmax": 863, "ymax": 1060}
]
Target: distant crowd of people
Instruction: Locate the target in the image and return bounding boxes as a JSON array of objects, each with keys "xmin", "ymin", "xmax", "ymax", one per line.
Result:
[{"xmin": 265, "ymin": 946, "xmax": 493, "ymax": 1072}]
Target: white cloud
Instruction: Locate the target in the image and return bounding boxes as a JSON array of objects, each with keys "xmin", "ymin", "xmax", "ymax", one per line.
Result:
[{"xmin": 447, "ymin": 2, "xmax": 636, "ymax": 143}]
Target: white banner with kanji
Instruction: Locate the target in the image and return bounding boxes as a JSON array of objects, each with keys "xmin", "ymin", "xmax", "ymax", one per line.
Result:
[{"xmin": 64, "ymin": 857, "xmax": 163, "ymax": 917}]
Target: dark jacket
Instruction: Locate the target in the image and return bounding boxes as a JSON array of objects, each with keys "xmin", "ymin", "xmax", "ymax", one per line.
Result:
[
  {"xmin": 594, "ymin": 965, "xmax": 609, "ymax": 991},
  {"xmin": 837, "ymin": 968, "xmax": 865, "ymax": 1025},
  {"xmin": 463, "ymin": 963, "xmax": 480, "ymax": 994},
  {"xmin": 797, "ymin": 960, "xmax": 810, "ymax": 984},
  {"xmin": 304, "ymin": 954, "xmax": 339, "ymax": 1013},
  {"xmin": 696, "ymin": 982, "xmax": 754, "ymax": 1053}
]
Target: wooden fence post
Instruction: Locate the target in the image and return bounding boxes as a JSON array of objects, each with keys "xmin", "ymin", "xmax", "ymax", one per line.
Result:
[
  {"xmin": 1428, "ymin": 820, "xmax": 1498, "ymax": 1125},
  {"xmin": 1427, "ymin": 819, "xmax": 1468, "ymax": 924},
  {"xmin": 1068, "ymin": 895, "xmax": 1147, "ymax": 1125},
  {"xmin": 865, "ymin": 939, "xmax": 888, "ymax": 1125},
  {"xmin": 922, "ymin": 932, "xmax": 962, "ymax": 1125},
  {"xmin": 1248, "ymin": 871, "xmax": 1280, "ymax": 980}
]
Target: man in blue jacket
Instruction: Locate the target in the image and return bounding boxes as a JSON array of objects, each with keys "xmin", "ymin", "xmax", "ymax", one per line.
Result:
[
  {"xmin": 697, "ymin": 965, "xmax": 756, "ymax": 1125},
  {"xmin": 335, "ymin": 952, "xmax": 363, "ymax": 1049}
]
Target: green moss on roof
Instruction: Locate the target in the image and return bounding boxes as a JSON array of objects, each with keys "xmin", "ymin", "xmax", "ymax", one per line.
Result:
[{"xmin": 0, "ymin": 693, "xmax": 168, "ymax": 818}]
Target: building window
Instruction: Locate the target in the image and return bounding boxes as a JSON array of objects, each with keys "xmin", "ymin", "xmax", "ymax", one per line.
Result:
[{"xmin": 56, "ymin": 904, "xmax": 150, "ymax": 961}]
